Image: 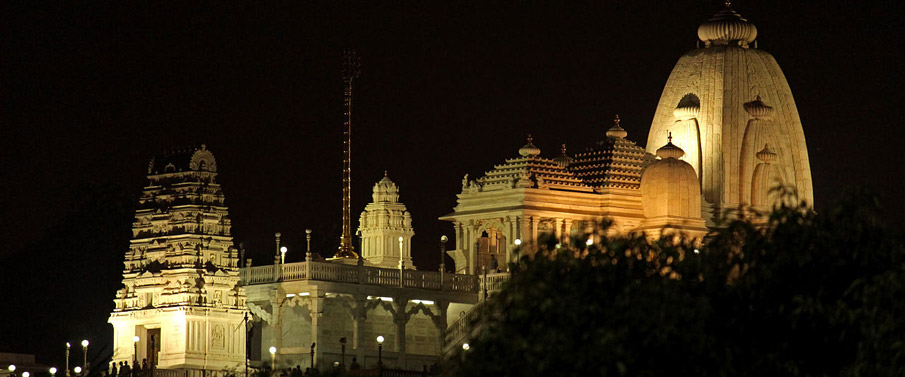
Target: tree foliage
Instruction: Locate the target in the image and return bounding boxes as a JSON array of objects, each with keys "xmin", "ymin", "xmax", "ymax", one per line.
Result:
[{"xmin": 446, "ymin": 188, "xmax": 905, "ymax": 376}]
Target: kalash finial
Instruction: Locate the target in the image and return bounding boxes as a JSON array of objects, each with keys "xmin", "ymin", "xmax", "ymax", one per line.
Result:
[
  {"xmin": 606, "ymin": 114, "xmax": 628, "ymax": 139},
  {"xmin": 561, "ymin": 144, "xmax": 567, "ymax": 154},
  {"xmin": 725, "ymin": 0, "xmax": 732, "ymax": 8},
  {"xmin": 384, "ymin": 170, "xmax": 388, "ymax": 177},
  {"xmin": 519, "ymin": 134, "xmax": 541, "ymax": 157},
  {"xmin": 668, "ymin": 131, "xmax": 673, "ymax": 143}
]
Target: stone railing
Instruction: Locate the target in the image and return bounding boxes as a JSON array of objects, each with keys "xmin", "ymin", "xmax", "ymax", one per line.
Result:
[
  {"xmin": 241, "ymin": 261, "xmax": 480, "ymax": 294},
  {"xmin": 478, "ymin": 272, "xmax": 511, "ymax": 297}
]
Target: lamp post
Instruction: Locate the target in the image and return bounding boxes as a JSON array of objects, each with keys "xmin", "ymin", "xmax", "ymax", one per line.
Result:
[
  {"xmin": 73, "ymin": 367, "xmax": 81, "ymax": 376},
  {"xmin": 132, "ymin": 336, "xmax": 139, "ymax": 369},
  {"xmin": 81, "ymin": 340, "xmax": 88, "ymax": 376},
  {"xmin": 50, "ymin": 367, "xmax": 58, "ymax": 377},
  {"xmin": 398, "ymin": 237, "xmax": 405, "ymax": 287},
  {"xmin": 339, "ymin": 338, "xmax": 346, "ymax": 369},
  {"xmin": 280, "ymin": 246, "xmax": 287, "ymax": 264},
  {"xmin": 376, "ymin": 336, "xmax": 384, "ymax": 367},
  {"xmin": 65, "ymin": 343, "xmax": 70, "ymax": 377},
  {"xmin": 8, "ymin": 364, "xmax": 15, "ymax": 377},
  {"xmin": 268, "ymin": 346, "xmax": 276, "ymax": 375},
  {"xmin": 309, "ymin": 343, "xmax": 316, "ymax": 370},
  {"xmin": 440, "ymin": 235, "xmax": 448, "ymax": 288}
]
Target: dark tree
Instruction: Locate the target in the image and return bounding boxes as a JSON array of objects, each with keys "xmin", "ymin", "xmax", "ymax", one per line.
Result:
[{"xmin": 446, "ymin": 188, "xmax": 905, "ymax": 377}]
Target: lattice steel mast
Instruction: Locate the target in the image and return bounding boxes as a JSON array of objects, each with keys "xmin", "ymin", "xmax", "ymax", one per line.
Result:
[{"xmin": 337, "ymin": 49, "xmax": 360, "ymax": 259}]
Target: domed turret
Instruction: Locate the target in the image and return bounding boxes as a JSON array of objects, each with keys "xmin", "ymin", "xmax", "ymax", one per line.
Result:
[
  {"xmin": 606, "ymin": 115, "xmax": 628, "ymax": 139},
  {"xmin": 360, "ymin": 173, "xmax": 415, "ymax": 269},
  {"xmin": 372, "ymin": 171, "xmax": 400, "ymax": 203},
  {"xmin": 552, "ymin": 144, "xmax": 574, "ymax": 167},
  {"xmin": 744, "ymin": 95, "xmax": 775, "ymax": 119},
  {"xmin": 638, "ymin": 136, "xmax": 707, "ymax": 239},
  {"xmin": 697, "ymin": 2, "xmax": 757, "ymax": 47},
  {"xmin": 518, "ymin": 135, "xmax": 541, "ymax": 157}
]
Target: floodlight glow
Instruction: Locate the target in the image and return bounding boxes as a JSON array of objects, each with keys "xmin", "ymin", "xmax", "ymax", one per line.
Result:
[
  {"xmin": 73, "ymin": 367, "xmax": 82, "ymax": 374},
  {"xmin": 462, "ymin": 343, "xmax": 470, "ymax": 350},
  {"xmin": 586, "ymin": 238, "xmax": 593, "ymax": 246},
  {"xmin": 81, "ymin": 340, "xmax": 89, "ymax": 347},
  {"xmin": 694, "ymin": 248, "xmax": 700, "ymax": 254},
  {"xmin": 269, "ymin": 346, "xmax": 277, "ymax": 355},
  {"xmin": 280, "ymin": 246, "xmax": 287, "ymax": 253},
  {"xmin": 50, "ymin": 367, "xmax": 58, "ymax": 375},
  {"xmin": 376, "ymin": 336, "xmax": 384, "ymax": 344},
  {"xmin": 514, "ymin": 239, "xmax": 521, "ymax": 246},
  {"xmin": 23, "ymin": 372, "xmax": 30, "ymax": 377},
  {"xmin": 411, "ymin": 299, "xmax": 434, "ymax": 305},
  {"xmin": 8, "ymin": 365, "xmax": 16, "ymax": 372},
  {"xmin": 298, "ymin": 292, "xmax": 310, "ymax": 296},
  {"xmin": 285, "ymin": 293, "xmax": 296, "ymax": 298}
]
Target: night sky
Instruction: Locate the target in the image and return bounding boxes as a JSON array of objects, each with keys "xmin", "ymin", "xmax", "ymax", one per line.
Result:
[{"xmin": 2, "ymin": 0, "xmax": 904, "ymax": 369}]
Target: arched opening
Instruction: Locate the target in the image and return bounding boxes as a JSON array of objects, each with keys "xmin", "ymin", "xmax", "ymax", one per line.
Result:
[{"xmin": 475, "ymin": 228, "xmax": 506, "ymax": 273}]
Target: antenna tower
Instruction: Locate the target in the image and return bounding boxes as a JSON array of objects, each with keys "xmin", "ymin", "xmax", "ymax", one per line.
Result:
[{"xmin": 337, "ymin": 49, "xmax": 361, "ymax": 259}]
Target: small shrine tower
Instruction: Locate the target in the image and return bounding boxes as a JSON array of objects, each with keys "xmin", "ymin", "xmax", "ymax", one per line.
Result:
[
  {"xmin": 108, "ymin": 145, "xmax": 247, "ymax": 373},
  {"xmin": 357, "ymin": 173, "xmax": 416, "ymax": 269}
]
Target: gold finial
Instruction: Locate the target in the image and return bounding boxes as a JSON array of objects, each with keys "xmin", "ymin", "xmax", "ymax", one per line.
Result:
[
  {"xmin": 561, "ymin": 144, "xmax": 567, "ymax": 154},
  {"xmin": 755, "ymin": 94, "xmax": 762, "ymax": 101},
  {"xmin": 725, "ymin": 1, "xmax": 731, "ymax": 8},
  {"xmin": 614, "ymin": 114, "xmax": 621, "ymax": 127},
  {"xmin": 527, "ymin": 134, "xmax": 534, "ymax": 144},
  {"xmin": 667, "ymin": 131, "xmax": 673, "ymax": 143},
  {"xmin": 384, "ymin": 170, "xmax": 388, "ymax": 177}
]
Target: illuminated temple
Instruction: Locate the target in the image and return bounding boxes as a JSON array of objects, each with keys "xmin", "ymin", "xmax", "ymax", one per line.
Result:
[{"xmin": 109, "ymin": 3, "xmax": 812, "ymax": 374}]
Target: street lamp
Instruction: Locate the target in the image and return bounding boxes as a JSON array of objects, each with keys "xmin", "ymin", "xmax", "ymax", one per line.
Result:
[
  {"xmin": 586, "ymin": 238, "xmax": 593, "ymax": 246},
  {"xmin": 514, "ymin": 239, "xmax": 521, "ymax": 246},
  {"xmin": 309, "ymin": 343, "xmax": 316, "ymax": 370},
  {"xmin": 65, "ymin": 343, "xmax": 70, "ymax": 377},
  {"xmin": 280, "ymin": 246, "xmax": 287, "ymax": 264},
  {"xmin": 339, "ymin": 338, "xmax": 347, "ymax": 369},
  {"xmin": 22, "ymin": 372, "xmax": 29, "ymax": 377},
  {"xmin": 376, "ymin": 336, "xmax": 384, "ymax": 367},
  {"xmin": 8, "ymin": 365, "xmax": 15, "ymax": 375},
  {"xmin": 133, "ymin": 336, "xmax": 140, "ymax": 367},
  {"xmin": 73, "ymin": 367, "xmax": 81, "ymax": 375},
  {"xmin": 50, "ymin": 368, "xmax": 57, "ymax": 377},
  {"xmin": 268, "ymin": 346, "xmax": 276, "ymax": 374},
  {"xmin": 462, "ymin": 343, "xmax": 470, "ymax": 351},
  {"xmin": 81, "ymin": 340, "xmax": 89, "ymax": 376}
]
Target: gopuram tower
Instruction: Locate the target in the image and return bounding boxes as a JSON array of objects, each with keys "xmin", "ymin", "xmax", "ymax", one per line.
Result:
[
  {"xmin": 109, "ymin": 145, "xmax": 247, "ymax": 373},
  {"xmin": 647, "ymin": 2, "xmax": 814, "ymax": 223}
]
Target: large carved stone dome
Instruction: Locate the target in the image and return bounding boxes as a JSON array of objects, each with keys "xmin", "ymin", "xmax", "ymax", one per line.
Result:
[{"xmin": 641, "ymin": 140, "xmax": 701, "ymax": 219}]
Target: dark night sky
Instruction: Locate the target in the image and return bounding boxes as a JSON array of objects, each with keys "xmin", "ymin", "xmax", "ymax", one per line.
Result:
[{"xmin": 2, "ymin": 0, "xmax": 904, "ymax": 368}]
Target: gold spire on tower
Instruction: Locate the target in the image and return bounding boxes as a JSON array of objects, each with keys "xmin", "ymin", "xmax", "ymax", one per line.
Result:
[{"xmin": 337, "ymin": 49, "xmax": 361, "ymax": 259}]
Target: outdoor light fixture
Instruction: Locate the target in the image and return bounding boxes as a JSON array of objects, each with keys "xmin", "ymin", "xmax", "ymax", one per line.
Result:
[
  {"xmin": 586, "ymin": 238, "xmax": 593, "ymax": 246},
  {"xmin": 133, "ymin": 336, "xmax": 140, "ymax": 366},
  {"xmin": 376, "ymin": 336, "xmax": 384, "ymax": 366},
  {"xmin": 8, "ymin": 365, "xmax": 15, "ymax": 372},
  {"xmin": 50, "ymin": 368, "xmax": 57, "ymax": 376},
  {"xmin": 22, "ymin": 372, "xmax": 29, "ymax": 377},
  {"xmin": 462, "ymin": 343, "xmax": 470, "ymax": 351},
  {"xmin": 73, "ymin": 367, "xmax": 81, "ymax": 375},
  {"xmin": 81, "ymin": 340, "xmax": 88, "ymax": 376},
  {"xmin": 514, "ymin": 239, "xmax": 521, "ymax": 246},
  {"xmin": 269, "ymin": 346, "xmax": 277, "ymax": 371},
  {"xmin": 280, "ymin": 246, "xmax": 287, "ymax": 264},
  {"xmin": 694, "ymin": 248, "xmax": 700, "ymax": 254},
  {"xmin": 65, "ymin": 343, "xmax": 70, "ymax": 377}
]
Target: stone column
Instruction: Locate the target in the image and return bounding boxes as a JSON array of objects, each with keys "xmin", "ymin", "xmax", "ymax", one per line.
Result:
[
  {"xmin": 269, "ymin": 290, "xmax": 284, "ymax": 351},
  {"xmin": 352, "ymin": 296, "xmax": 368, "ymax": 363},
  {"xmin": 563, "ymin": 219, "xmax": 573, "ymax": 245},
  {"xmin": 393, "ymin": 299, "xmax": 408, "ymax": 369},
  {"xmin": 309, "ymin": 294, "xmax": 324, "ymax": 369},
  {"xmin": 531, "ymin": 217, "xmax": 540, "ymax": 245},
  {"xmin": 435, "ymin": 301, "xmax": 450, "ymax": 352},
  {"xmin": 554, "ymin": 218, "xmax": 563, "ymax": 243}
]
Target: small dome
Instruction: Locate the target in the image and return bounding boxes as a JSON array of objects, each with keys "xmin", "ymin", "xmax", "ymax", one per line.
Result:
[
  {"xmin": 606, "ymin": 115, "xmax": 628, "ymax": 139},
  {"xmin": 372, "ymin": 171, "xmax": 399, "ymax": 202},
  {"xmin": 641, "ymin": 154, "xmax": 702, "ymax": 219},
  {"xmin": 673, "ymin": 105, "xmax": 700, "ymax": 120},
  {"xmin": 552, "ymin": 144, "xmax": 574, "ymax": 167},
  {"xmin": 744, "ymin": 95, "xmax": 775, "ymax": 119},
  {"xmin": 656, "ymin": 133, "xmax": 685, "ymax": 159},
  {"xmin": 756, "ymin": 144, "xmax": 777, "ymax": 163},
  {"xmin": 697, "ymin": 2, "xmax": 757, "ymax": 47},
  {"xmin": 518, "ymin": 135, "xmax": 541, "ymax": 157}
]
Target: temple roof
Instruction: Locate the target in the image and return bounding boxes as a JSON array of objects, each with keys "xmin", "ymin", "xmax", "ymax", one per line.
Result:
[
  {"xmin": 569, "ymin": 118, "xmax": 649, "ymax": 190},
  {"xmin": 147, "ymin": 144, "xmax": 217, "ymax": 175}
]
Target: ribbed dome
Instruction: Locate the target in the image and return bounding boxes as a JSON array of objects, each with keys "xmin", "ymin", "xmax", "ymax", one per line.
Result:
[
  {"xmin": 606, "ymin": 115, "xmax": 628, "ymax": 139},
  {"xmin": 697, "ymin": 3, "xmax": 757, "ymax": 47},
  {"xmin": 673, "ymin": 104, "xmax": 700, "ymax": 120},
  {"xmin": 519, "ymin": 135, "xmax": 541, "ymax": 157},
  {"xmin": 641, "ymin": 156, "xmax": 701, "ymax": 219},
  {"xmin": 552, "ymin": 144, "xmax": 574, "ymax": 167},
  {"xmin": 744, "ymin": 95, "xmax": 775, "ymax": 119},
  {"xmin": 656, "ymin": 134, "xmax": 686, "ymax": 159},
  {"xmin": 756, "ymin": 144, "xmax": 777, "ymax": 163}
]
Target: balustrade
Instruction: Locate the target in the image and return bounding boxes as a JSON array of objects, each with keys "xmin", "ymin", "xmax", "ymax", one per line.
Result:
[{"xmin": 241, "ymin": 261, "xmax": 483, "ymax": 293}]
